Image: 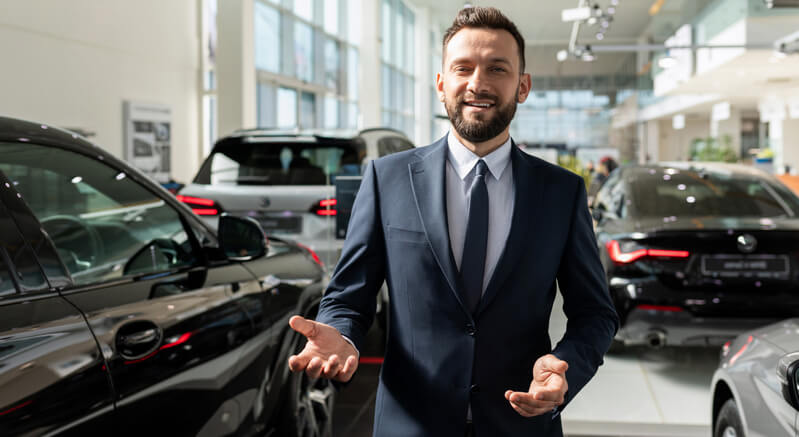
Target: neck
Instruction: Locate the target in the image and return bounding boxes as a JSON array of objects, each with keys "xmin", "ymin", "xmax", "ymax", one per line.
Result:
[{"xmin": 451, "ymin": 128, "xmax": 510, "ymax": 157}]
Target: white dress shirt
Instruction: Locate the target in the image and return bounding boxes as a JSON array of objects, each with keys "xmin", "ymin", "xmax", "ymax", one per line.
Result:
[{"xmin": 446, "ymin": 131, "xmax": 515, "ymax": 295}]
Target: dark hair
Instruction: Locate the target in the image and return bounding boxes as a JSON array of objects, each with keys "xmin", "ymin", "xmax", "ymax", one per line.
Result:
[{"xmin": 442, "ymin": 6, "xmax": 526, "ymax": 73}]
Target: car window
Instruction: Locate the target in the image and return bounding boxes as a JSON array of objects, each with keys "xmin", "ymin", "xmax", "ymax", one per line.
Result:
[
  {"xmin": 199, "ymin": 140, "xmax": 365, "ymax": 186},
  {"xmin": 628, "ymin": 167, "xmax": 798, "ymax": 218},
  {"xmin": 0, "ymin": 196, "xmax": 48, "ymax": 294},
  {"xmin": 377, "ymin": 136, "xmax": 414, "ymax": 156},
  {"xmin": 0, "ymin": 142, "xmax": 198, "ymax": 286},
  {"xmin": 0, "ymin": 249, "xmax": 14, "ymax": 297}
]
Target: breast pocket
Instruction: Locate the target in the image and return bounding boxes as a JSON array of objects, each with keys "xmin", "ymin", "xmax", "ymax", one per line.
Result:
[{"xmin": 387, "ymin": 226, "xmax": 428, "ymax": 244}]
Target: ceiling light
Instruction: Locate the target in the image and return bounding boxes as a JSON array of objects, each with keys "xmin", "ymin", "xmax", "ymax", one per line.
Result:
[
  {"xmin": 658, "ymin": 56, "xmax": 677, "ymax": 69},
  {"xmin": 587, "ymin": 16, "xmax": 598, "ymax": 25},
  {"xmin": 596, "ymin": 32, "xmax": 605, "ymax": 40},
  {"xmin": 611, "ymin": 0, "xmax": 619, "ymax": 4},
  {"xmin": 608, "ymin": 6, "xmax": 616, "ymax": 14},
  {"xmin": 561, "ymin": 6, "xmax": 592, "ymax": 22},
  {"xmin": 601, "ymin": 20, "xmax": 610, "ymax": 28},
  {"xmin": 556, "ymin": 49, "xmax": 569, "ymax": 62},
  {"xmin": 581, "ymin": 50, "xmax": 596, "ymax": 62}
]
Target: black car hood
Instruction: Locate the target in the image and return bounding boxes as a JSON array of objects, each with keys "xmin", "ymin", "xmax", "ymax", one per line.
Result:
[{"xmin": 627, "ymin": 216, "xmax": 799, "ymax": 232}]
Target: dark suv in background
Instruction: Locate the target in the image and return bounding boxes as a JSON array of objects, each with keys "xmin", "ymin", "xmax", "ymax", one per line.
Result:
[{"xmin": 0, "ymin": 117, "xmax": 333, "ymax": 436}]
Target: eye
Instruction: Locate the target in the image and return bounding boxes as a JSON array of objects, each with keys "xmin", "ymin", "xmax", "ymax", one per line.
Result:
[
  {"xmin": 490, "ymin": 66, "xmax": 507, "ymax": 73},
  {"xmin": 453, "ymin": 66, "xmax": 472, "ymax": 73}
]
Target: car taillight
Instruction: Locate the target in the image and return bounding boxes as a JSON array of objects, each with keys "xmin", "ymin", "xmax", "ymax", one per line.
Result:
[
  {"xmin": 176, "ymin": 194, "xmax": 221, "ymax": 216},
  {"xmin": 636, "ymin": 304, "xmax": 684, "ymax": 312},
  {"xmin": 606, "ymin": 240, "xmax": 689, "ymax": 264},
  {"xmin": 311, "ymin": 198, "xmax": 337, "ymax": 216},
  {"xmin": 296, "ymin": 242, "xmax": 324, "ymax": 268}
]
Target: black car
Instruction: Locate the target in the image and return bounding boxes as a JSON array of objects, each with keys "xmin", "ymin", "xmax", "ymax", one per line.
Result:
[
  {"xmin": 592, "ymin": 162, "xmax": 799, "ymax": 349},
  {"xmin": 0, "ymin": 117, "xmax": 333, "ymax": 436}
]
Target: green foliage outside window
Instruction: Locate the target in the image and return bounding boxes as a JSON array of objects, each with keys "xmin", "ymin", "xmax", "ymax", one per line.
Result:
[{"xmin": 689, "ymin": 135, "xmax": 738, "ymax": 162}]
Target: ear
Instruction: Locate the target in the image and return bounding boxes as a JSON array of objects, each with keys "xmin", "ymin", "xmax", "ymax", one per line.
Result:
[
  {"xmin": 435, "ymin": 72, "xmax": 445, "ymax": 102},
  {"xmin": 517, "ymin": 73, "xmax": 532, "ymax": 104}
]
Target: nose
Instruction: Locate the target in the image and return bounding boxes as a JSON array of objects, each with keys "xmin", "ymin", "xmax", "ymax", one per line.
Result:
[{"xmin": 466, "ymin": 67, "xmax": 490, "ymax": 96}]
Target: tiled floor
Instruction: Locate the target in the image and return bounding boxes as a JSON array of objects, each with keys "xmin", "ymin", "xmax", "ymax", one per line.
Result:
[{"xmin": 332, "ymin": 292, "xmax": 720, "ymax": 436}]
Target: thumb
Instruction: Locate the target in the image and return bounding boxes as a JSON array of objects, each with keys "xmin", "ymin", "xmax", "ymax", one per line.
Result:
[{"xmin": 289, "ymin": 315, "xmax": 319, "ymax": 340}]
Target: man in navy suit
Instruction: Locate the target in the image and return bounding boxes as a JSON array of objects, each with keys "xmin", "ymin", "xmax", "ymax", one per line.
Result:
[{"xmin": 288, "ymin": 6, "xmax": 619, "ymax": 436}]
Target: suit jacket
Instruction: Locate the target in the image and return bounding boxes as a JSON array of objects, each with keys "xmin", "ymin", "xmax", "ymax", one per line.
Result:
[{"xmin": 317, "ymin": 136, "xmax": 619, "ymax": 437}]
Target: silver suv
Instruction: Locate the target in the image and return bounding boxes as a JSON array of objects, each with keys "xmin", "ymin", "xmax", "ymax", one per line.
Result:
[{"xmin": 178, "ymin": 127, "xmax": 414, "ymax": 269}]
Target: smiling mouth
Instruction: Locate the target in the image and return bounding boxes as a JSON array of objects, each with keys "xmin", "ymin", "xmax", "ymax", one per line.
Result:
[{"xmin": 463, "ymin": 102, "xmax": 494, "ymax": 109}]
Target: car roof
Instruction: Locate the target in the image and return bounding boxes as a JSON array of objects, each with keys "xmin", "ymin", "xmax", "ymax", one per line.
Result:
[
  {"xmin": 227, "ymin": 126, "xmax": 407, "ymax": 142},
  {"xmin": 624, "ymin": 162, "xmax": 771, "ymax": 179}
]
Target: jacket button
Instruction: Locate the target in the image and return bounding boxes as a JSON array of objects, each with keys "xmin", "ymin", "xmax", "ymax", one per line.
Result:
[
  {"xmin": 466, "ymin": 324, "xmax": 476, "ymax": 336},
  {"xmin": 470, "ymin": 384, "xmax": 480, "ymax": 394}
]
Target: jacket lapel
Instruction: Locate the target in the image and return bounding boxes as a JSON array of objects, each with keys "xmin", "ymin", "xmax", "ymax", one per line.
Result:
[
  {"xmin": 476, "ymin": 143, "xmax": 543, "ymax": 317},
  {"xmin": 409, "ymin": 138, "xmax": 469, "ymax": 315}
]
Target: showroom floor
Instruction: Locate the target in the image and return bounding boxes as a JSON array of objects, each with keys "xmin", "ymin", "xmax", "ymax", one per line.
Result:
[{"xmin": 332, "ymin": 293, "xmax": 719, "ymax": 437}]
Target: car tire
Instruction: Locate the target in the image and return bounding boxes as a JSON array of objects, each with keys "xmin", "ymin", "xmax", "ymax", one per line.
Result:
[
  {"xmin": 278, "ymin": 318, "xmax": 336, "ymax": 437},
  {"xmin": 606, "ymin": 338, "xmax": 625, "ymax": 354},
  {"xmin": 715, "ymin": 398, "xmax": 744, "ymax": 437}
]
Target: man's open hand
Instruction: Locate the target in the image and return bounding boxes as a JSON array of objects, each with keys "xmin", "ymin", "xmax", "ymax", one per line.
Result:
[
  {"xmin": 504, "ymin": 354, "xmax": 568, "ymax": 417},
  {"xmin": 287, "ymin": 315, "xmax": 359, "ymax": 383}
]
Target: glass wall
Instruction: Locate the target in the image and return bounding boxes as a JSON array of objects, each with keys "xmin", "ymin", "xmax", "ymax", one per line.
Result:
[
  {"xmin": 381, "ymin": 0, "xmax": 416, "ymax": 140},
  {"xmin": 511, "ymin": 90, "xmax": 612, "ymax": 148},
  {"xmin": 254, "ymin": 0, "xmax": 360, "ymax": 130}
]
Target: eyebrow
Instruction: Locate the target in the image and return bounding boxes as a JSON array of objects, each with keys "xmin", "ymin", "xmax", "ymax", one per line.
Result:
[{"xmin": 449, "ymin": 56, "xmax": 513, "ymax": 67}]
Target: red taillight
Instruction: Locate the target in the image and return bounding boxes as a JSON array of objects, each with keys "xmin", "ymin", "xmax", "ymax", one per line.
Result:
[
  {"xmin": 636, "ymin": 304, "xmax": 684, "ymax": 312},
  {"xmin": 606, "ymin": 240, "xmax": 689, "ymax": 264},
  {"xmin": 312, "ymin": 198, "xmax": 337, "ymax": 216},
  {"xmin": 176, "ymin": 194, "xmax": 221, "ymax": 216},
  {"xmin": 296, "ymin": 243, "xmax": 324, "ymax": 268}
]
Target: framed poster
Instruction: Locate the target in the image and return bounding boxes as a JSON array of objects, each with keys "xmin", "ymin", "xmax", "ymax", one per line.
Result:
[{"xmin": 123, "ymin": 101, "xmax": 172, "ymax": 183}]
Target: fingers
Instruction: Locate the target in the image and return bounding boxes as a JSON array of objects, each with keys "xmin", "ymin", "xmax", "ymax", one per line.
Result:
[
  {"xmin": 336, "ymin": 355, "xmax": 359, "ymax": 383},
  {"xmin": 504, "ymin": 391, "xmax": 559, "ymax": 417},
  {"xmin": 321, "ymin": 354, "xmax": 342, "ymax": 379},
  {"xmin": 306, "ymin": 356, "xmax": 324, "ymax": 379},
  {"xmin": 537, "ymin": 354, "xmax": 569, "ymax": 375},
  {"xmin": 288, "ymin": 353, "xmax": 309, "ymax": 372},
  {"xmin": 289, "ymin": 315, "xmax": 318, "ymax": 340}
]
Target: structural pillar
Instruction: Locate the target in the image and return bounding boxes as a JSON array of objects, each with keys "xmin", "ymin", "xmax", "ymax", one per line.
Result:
[
  {"xmin": 217, "ymin": 0, "xmax": 256, "ymax": 137},
  {"xmin": 359, "ymin": 0, "xmax": 382, "ymax": 128}
]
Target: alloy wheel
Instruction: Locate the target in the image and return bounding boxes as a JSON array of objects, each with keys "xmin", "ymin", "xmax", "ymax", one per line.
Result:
[{"xmin": 294, "ymin": 373, "xmax": 335, "ymax": 437}]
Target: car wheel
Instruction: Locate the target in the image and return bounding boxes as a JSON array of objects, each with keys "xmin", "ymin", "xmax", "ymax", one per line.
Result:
[
  {"xmin": 715, "ymin": 398, "xmax": 744, "ymax": 437},
  {"xmin": 280, "ymin": 338, "xmax": 336, "ymax": 437}
]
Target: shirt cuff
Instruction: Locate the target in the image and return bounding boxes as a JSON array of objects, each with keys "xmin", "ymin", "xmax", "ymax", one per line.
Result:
[{"xmin": 341, "ymin": 335, "xmax": 360, "ymax": 358}]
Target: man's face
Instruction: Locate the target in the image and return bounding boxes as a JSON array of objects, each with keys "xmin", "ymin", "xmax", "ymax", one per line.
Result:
[{"xmin": 436, "ymin": 27, "xmax": 531, "ymax": 144}]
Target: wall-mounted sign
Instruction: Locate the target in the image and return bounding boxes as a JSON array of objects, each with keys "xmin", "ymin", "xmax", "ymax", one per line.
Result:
[
  {"xmin": 123, "ymin": 101, "xmax": 172, "ymax": 183},
  {"xmin": 673, "ymin": 114, "xmax": 686, "ymax": 130}
]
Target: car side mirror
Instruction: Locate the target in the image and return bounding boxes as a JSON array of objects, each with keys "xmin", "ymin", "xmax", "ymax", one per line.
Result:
[
  {"xmin": 777, "ymin": 353, "xmax": 799, "ymax": 410},
  {"xmin": 218, "ymin": 214, "xmax": 268, "ymax": 261}
]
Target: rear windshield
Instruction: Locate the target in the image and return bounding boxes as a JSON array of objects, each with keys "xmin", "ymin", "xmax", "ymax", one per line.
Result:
[
  {"xmin": 196, "ymin": 139, "xmax": 365, "ymax": 186},
  {"xmin": 627, "ymin": 167, "xmax": 799, "ymax": 218}
]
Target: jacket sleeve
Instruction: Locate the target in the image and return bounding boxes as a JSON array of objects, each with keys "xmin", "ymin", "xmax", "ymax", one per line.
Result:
[
  {"xmin": 551, "ymin": 177, "xmax": 619, "ymax": 414},
  {"xmin": 315, "ymin": 160, "xmax": 387, "ymax": 351}
]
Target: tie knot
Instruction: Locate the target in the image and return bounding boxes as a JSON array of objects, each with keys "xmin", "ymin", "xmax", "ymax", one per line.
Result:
[{"xmin": 474, "ymin": 160, "xmax": 489, "ymax": 178}]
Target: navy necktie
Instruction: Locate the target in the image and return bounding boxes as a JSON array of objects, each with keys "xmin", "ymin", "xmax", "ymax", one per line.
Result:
[{"xmin": 460, "ymin": 159, "xmax": 489, "ymax": 315}]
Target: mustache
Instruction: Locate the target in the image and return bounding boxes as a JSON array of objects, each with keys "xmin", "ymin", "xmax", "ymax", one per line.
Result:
[{"xmin": 458, "ymin": 93, "xmax": 498, "ymax": 104}]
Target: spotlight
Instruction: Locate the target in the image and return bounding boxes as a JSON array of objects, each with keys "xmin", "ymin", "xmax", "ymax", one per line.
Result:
[
  {"xmin": 608, "ymin": 6, "xmax": 616, "ymax": 14},
  {"xmin": 556, "ymin": 49, "xmax": 569, "ymax": 62},
  {"xmin": 596, "ymin": 32, "xmax": 605, "ymax": 40}
]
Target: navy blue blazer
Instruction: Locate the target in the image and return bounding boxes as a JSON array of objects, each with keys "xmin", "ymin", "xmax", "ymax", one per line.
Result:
[{"xmin": 317, "ymin": 136, "xmax": 619, "ymax": 436}]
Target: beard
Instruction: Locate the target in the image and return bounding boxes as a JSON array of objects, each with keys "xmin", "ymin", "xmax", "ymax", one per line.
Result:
[{"xmin": 444, "ymin": 87, "xmax": 518, "ymax": 143}]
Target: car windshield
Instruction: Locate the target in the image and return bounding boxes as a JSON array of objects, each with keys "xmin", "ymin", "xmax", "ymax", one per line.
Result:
[
  {"xmin": 199, "ymin": 140, "xmax": 365, "ymax": 186},
  {"xmin": 627, "ymin": 167, "xmax": 799, "ymax": 218}
]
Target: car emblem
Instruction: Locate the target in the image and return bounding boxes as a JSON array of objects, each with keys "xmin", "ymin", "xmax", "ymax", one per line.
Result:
[
  {"xmin": 260, "ymin": 197, "xmax": 271, "ymax": 207},
  {"xmin": 736, "ymin": 234, "xmax": 757, "ymax": 253}
]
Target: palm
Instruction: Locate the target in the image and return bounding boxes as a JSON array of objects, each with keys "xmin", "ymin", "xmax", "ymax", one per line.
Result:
[{"xmin": 288, "ymin": 315, "xmax": 359, "ymax": 382}]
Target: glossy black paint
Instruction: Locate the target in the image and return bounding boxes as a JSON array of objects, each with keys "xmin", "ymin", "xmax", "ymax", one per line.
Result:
[
  {"xmin": 0, "ymin": 117, "xmax": 328, "ymax": 435},
  {"xmin": 593, "ymin": 163, "xmax": 799, "ymax": 346}
]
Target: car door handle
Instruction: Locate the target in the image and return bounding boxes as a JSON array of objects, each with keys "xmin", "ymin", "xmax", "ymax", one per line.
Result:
[
  {"xmin": 120, "ymin": 329, "xmax": 158, "ymax": 347},
  {"xmin": 116, "ymin": 320, "xmax": 163, "ymax": 360}
]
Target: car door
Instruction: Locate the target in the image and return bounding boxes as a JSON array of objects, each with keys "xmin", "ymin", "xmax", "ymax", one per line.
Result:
[
  {"xmin": 0, "ymin": 169, "xmax": 114, "ymax": 436},
  {"xmin": 0, "ymin": 140, "xmax": 273, "ymax": 435}
]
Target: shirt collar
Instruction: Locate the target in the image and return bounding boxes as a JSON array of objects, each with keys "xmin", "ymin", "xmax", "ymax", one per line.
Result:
[{"xmin": 446, "ymin": 130, "xmax": 512, "ymax": 181}]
